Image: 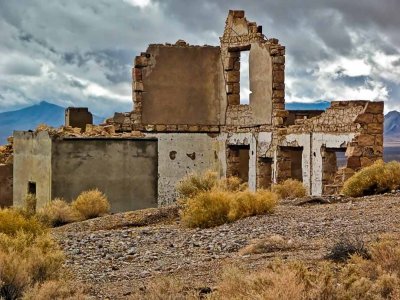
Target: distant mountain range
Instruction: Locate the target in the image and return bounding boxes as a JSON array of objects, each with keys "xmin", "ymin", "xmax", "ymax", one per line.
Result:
[
  {"xmin": 0, "ymin": 101, "xmax": 399, "ymax": 146},
  {"xmin": 0, "ymin": 101, "xmax": 104, "ymax": 145}
]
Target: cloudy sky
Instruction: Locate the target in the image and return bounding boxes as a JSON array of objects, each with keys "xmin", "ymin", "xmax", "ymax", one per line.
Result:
[{"xmin": 0, "ymin": 0, "xmax": 399, "ymax": 116}]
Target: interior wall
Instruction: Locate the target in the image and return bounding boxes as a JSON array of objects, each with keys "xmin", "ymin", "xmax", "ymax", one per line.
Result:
[
  {"xmin": 141, "ymin": 46, "xmax": 226, "ymax": 125},
  {"xmin": 0, "ymin": 164, "xmax": 13, "ymax": 207}
]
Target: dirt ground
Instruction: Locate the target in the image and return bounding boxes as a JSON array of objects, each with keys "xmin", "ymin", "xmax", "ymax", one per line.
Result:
[{"xmin": 53, "ymin": 193, "xmax": 400, "ymax": 299}]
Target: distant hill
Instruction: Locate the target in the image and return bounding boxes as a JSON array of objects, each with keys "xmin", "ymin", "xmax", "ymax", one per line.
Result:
[
  {"xmin": 0, "ymin": 101, "xmax": 104, "ymax": 145},
  {"xmin": 384, "ymin": 110, "xmax": 400, "ymax": 137}
]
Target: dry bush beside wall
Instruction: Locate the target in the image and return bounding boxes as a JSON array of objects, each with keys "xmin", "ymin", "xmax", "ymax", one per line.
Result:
[
  {"xmin": 181, "ymin": 189, "xmax": 277, "ymax": 228},
  {"xmin": 0, "ymin": 208, "xmax": 46, "ymax": 236},
  {"xmin": 272, "ymin": 179, "xmax": 307, "ymax": 200},
  {"xmin": 342, "ymin": 160, "xmax": 400, "ymax": 197},
  {"xmin": 38, "ymin": 199, "xmax": 82, "ymax": 227},
  {"xmin": 71, "ymin": 189, "xmax": 110, "ymax": 219},
  {"xmin": 177, "ymin": 171, "xmax": 247, "ymax": 200}
]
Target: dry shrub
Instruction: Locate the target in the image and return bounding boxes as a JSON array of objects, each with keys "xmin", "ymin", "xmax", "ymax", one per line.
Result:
[
  {"xmin": 22, "ymin": 280, "xmax": 88, "ymax": 300},
  {"xmin": 71, "ymin": 189, "xmax": 110, "ymax": 219},
  {"xmin": 38, "ymin": 199, "xmax": 82, "ymax": 227},
  {"xmin": 181, "ymin": 190, "xmax": 231, "ymax": 228},
  {"xmin": 326, "ymin": 236, "xmax": 370, "ymax": 262},
  {"xmin": 24, "ymin": 193, "xmax": 37, "ymax": 216},
  {"xmin": 0, "ymin": 232, "xmax": 64, "ymax": 299},
  {"xmin": 342, "ymin": 160, "xmax": 400, "ymax": 197},
  {"xmin": 181, "ymin": 189, "xmax": 277, "ymax": 228},
  {"xmin": 130, "ymin": 276, "xmax": 199, "ymax": 300},
  {"xmin": 0, "ymin": 208, "xmax": 46, "ymax": 236},
  {"xmin": 177, "ymin": 171, "xmax": 219, "ymax": 199},
  {"xmin": 272, "ymin": 179, "xmax": 308, "ymax": 199},
  {"xmin": 214, "ymin": 264, "xmax": 306, "ymax": 300},
  {"xmin": 240, "ymin": 235, "xmax": 294, "ymax": 255},
  {"xmin": 177, "ymin": 171, "xmax": 247, "ymax": 200}
]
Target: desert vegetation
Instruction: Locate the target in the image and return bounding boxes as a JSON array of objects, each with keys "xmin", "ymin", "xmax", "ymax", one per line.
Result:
[
  {"xmin": 37, "ymin": 189, "xmax": 110, "ymax": 227},
  {"xmin": 0, "ymin": 208, "xmax": 86, "ymax": 299},
  {"xmin": 133, "ymin": 236, "xmax": 400, "ymax": 299},
  {"xmin": 178, "ymin": 172, "xmax": 278, "ymax": 228},
  {"xmin": 342, "ymin": 160, "xmax": 400, "ymax": 197},
  {"xmin": 272, "ymin": 178, "xmax": 308, "ymax": 199}
]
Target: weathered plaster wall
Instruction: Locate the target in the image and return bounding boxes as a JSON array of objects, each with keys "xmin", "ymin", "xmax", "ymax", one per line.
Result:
[
  {"xmin": 249, "ymin": 42, "xmax": 273, "ymax": 124},
  {"xmin": 51, "ymin": 138, "xmax": 158, "ymax": 213},
  {"xmin": 0, "ymin": 164, "xmax": 13, "ymax": 207},
  {"xmin": 148, "ymin": 133, "xmax": 225, "ymax": 205},
  {"xmin": 13, "ymin": 131, "xmax": 52, "ymax": 209},
  {"xmin": 140, "ymin": 45, "xmax": 226, "ymax": 126}
]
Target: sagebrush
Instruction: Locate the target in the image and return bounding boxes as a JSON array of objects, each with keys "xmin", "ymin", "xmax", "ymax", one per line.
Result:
[
  {"xmin": 272, "ymin": 179, "xmax": 307, "ymax": 199},
  {"xmin": 0, "ymin": 208, "xmax": 46, "ymax": 236},
  {"xmin": 71, "ymin": 189, "xmax": 110, "ymax": 219},
  {"xmin": 342, "ymin": 160, "xmax": 400, "ymax": 197},
  {"xmin": 38, "ymin": 198, "xmax": 82, "ymax": 227}
]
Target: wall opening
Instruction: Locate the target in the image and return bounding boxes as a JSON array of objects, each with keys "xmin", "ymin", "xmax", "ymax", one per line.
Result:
[
  {"xmin": 257, "ymin": 157, "xmax": 273, "ymax": 189},
  {"xmin": 28, "ymin": 181, "xmax": 36, "ymax": 196},
  {"xmin": 322, "ymin": 147, "xmax": 347, "ymax": 193},
  {"xmin": 278, "ymin": 146, "xmax": 303, "ymax": 182},
  {"xmin": 240, "ymin": 50, "xmax": 250, "ymax": 104},
  {"xmin": 227, "ymin": 145, "xmax": 250, "ymax": 183}
]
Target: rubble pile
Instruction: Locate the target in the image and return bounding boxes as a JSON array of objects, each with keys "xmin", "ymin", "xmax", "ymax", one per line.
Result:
[{"xmin": 0, "ymin": 137, "xmax": 13, "ymax": 164}]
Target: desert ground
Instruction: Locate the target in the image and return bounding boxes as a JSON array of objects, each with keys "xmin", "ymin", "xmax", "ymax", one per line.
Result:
[{"xmin": 53, "ymin": 192, "xmax": 400, "ymax": 299}]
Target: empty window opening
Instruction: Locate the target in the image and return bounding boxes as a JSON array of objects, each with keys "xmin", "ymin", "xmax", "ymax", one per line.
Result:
[
  {"xmin": 278, "ymin": 146, "xmax": 303, "ymax": 182},
  {"xmin": 257, "ymin": 157, "xmax": 273, "ymax": 189},
  {"xmin": 240, "ymin": 51, "xmax": 251, "ymax": 104},
  {"xmin": 322, "ymin": 147, "xmax": 347, "ymax": 191},
  {"xmin": 28, "ymin": 181, "xmax": 36, "ymax": 196},
  {"xmin": 227, "ymin": 145, "xmax": 250, "ymax": 183}
]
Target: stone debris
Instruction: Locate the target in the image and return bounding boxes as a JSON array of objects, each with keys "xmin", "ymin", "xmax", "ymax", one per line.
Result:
[{"xmin": 0, "ymin": 136, "xmax": 13, "ymax": 164}]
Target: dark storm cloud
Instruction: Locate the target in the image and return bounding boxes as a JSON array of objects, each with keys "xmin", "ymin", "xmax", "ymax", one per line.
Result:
[{"xmin": 0, "ymin": 0, "xmax": 399, "ymax": 115}]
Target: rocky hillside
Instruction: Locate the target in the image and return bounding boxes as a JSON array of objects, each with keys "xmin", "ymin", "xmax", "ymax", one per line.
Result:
[{"xmin": 53, "ymin": 193, "xmax": 400, "ymax": 299}]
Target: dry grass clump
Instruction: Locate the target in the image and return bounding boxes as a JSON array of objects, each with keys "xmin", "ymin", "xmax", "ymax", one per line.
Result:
[
  {"xmin": 130, "ymin": 276, "xmax": 199, "ymax": 300},
  {"xmin": 22, "ymin": 280, "xmax": 88, "ymax": 300},
  {"xmin": 0, "ymin": 231, "xmax": 65, "ymax": 299},
  {"xmin": 272, "ymin": 179, "xmax": 308, "ymax": 199},
  {"xmin": 239, "ymin": 235, "xmax": 294, "ymax": 255},
  {"xmin": 0, "ymin": 208, "xmax": 46, "ymax": 236},
  {"xmin": 181, "ymin": 189, "xmax": 277, "ymax": 228},
  {"xmin": 38, "ymin": 199, "xmax": 82, "ymax": 227},
  {"xmin": 24, "ymin": 193, "xmax": 37, "ymax": 216},
  {"xmin": 177, "ymin": 171, "xmax": 247, "ymax": 200},
  {"xmin": 71, "ymin": 189, "xmax": 110, "ymax": 219},
  {"xmin": 342, "ymin": 160, "xmax": 400, "ymax": 197},
  {"xmin": 211, "ymin": 236, "xmax": 400, "ymax": 300},
  {"xmin": 326, "ymin": 236, "xmax": 370, "ymax": 262}
]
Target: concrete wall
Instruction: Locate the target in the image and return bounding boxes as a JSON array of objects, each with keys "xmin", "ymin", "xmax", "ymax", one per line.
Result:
[
  {"xmin": 13, "ymin": 131, "xmax": 53, "ymax": 209},
  {"xmin": 51, "ymin": 138, "xmax": 158, "ymax": 213},
  {"xmin": 141, "ymin": 45, "xmax": 226, "ymax": 125},
  {"xmin": 0, "ymin": 164, "xmax": 13, "ymax": 207},
  {"xmin": 149, "ymin": 133, "xmax": 225, "ymax": 205}
]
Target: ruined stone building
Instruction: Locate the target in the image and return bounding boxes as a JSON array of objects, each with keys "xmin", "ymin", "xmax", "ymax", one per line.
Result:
[{"xmin": 9, "ymin": 10, "xmax": 384, "ymax": 212}]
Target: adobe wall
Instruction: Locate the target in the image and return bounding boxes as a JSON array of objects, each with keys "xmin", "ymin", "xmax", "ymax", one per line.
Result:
[
  {"xmin": 0, "ymin": 164, "xmax": 13, "ymax": 207},
  {"xmin": 13, "ymin": 131, "xmax": 53, "ymax": 209},
  {"xmin": 65, "ymin": 107, "xmax": 93, "ymax": 131},
  {"xmin": 51, "ymin": 138, "xmax": 158, "ymax": 213}
]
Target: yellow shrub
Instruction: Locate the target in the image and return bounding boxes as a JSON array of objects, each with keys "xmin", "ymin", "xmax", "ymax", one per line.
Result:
[
  {"xmin": 38, "ymin": 198, "xmax": 82, "ymax": 227},
  {"xmin": 71, "ymin": 189, "xmax": 110, "ymax": 219},
  {"xmin": 24, "ymin": 193, "xmax": 37, "ymax": 216},
  {"xmin": 272, "ymin": 179, "xmax": 308, "ymax": 199},
  {"xmin": 181, "ymin": 190, "xmax": 232, "ymax": 228},
  {"xmin": 228, "ymin": 189, "xmax": 277, "ymax": 221},
  {"xmin": 177, "ymin": 171, "xmax": 247, "ymax": 200},
  {"xmin": 22, "ymin": 280, "xmax": 88, "ymax": 300},
  {"xmin": 342, "ymin": 160, "xmax": 400, "ymax": 197},
  {"xmin": 0, "ymin": 232, "xmax": 64, "ymax": 299},
  {"xmin": 181, "ymin": 189, "xmax": 277, "ymax": 228},
  {"xmin": 0, "ymin": 208, "xmax": 46, "ymax": 236},
  {"xmin": 176, "ymin": 171, "xmax": 219, "ymax": 199}
]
